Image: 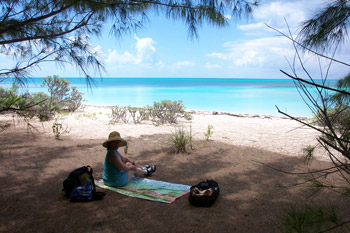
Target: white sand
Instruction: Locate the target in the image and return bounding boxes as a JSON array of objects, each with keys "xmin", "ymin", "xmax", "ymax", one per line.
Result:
[{"xmin": 2, "ymin": 105, "xmax": 324, "ymax": 161}]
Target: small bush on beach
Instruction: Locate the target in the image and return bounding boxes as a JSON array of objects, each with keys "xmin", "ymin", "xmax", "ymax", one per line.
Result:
[
  {"xmin": 109, "ymin": 101, "xmax": 192, "ymax": 125},
  {"xmin": 0, "ymin": 76, "xmax": 83, "ymax": 123},
  {"xmin": 51, "ymin": 120, "xmax": 69, "ymax": 139},
  {"xmin": 204, "ymin": 125, "xmax": 214, "ymax": 141},
  {"xmin": 41, "ymin": 76, "xmax": 83, "ymax": 114},
  {"xmin": 171, "ymin": 127, "xmax": 191, "ymax": 153},
  {"xmin": 150, "ymin": 100, "xmax": 192, "ymax": 125},
  {"xmin": 30, "ymin": 92, "xmax": 52, "ymax": 121},
  {"xmin": 110, "ymin": 106, "xmax": 129, "ymax": 124},
  {"xmin": 0, "ymin": 84, "xmax": 53, "ymax": 121},
  {"xmin": 128, "ymin": 106, "xmax": 150, "ymax": 124},
  {"xmin": 302, "ymin": 145, "xmax": 316, "ymax": 165}
]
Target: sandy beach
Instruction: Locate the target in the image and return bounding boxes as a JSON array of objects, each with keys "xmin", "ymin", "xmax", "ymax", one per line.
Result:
[{"xmin": 0, "ymin": 105, "xmax": 348, "ymax": 232}]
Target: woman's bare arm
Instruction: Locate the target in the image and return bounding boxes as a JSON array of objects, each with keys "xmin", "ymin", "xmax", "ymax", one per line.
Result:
[{"xmin": 108, "ymin": 152, "xmax": 135, "ymax": 171}]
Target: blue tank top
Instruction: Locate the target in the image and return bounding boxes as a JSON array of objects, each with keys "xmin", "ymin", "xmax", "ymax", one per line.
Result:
[{"xmin": 102, "ymin": 149, "xmax": 129, "ymax": 187}]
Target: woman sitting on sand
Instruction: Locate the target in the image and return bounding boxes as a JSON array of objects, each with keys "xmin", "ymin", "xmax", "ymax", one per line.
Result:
[{"xmin": 102, "ymin": 131, "xmax": 156, "ymax": 187}]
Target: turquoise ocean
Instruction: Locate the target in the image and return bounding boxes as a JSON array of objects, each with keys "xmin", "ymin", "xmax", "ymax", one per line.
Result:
[{"xmin": 1, "ymin": 78, "xmax": 338, "ymax": 117}]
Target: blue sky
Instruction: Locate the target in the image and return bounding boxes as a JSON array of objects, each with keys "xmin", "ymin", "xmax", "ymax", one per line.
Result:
[{"xmin": 6, "ymin": 0, "xmax": 350, "ymax": 79}]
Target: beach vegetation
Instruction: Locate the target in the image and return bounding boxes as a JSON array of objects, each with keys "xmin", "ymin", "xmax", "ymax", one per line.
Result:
[
  {"xmin": 150, "ymin": 100, "xmax": 192, "ymax": 125},
  {"xmin": 0, "ymin": 0, "xmax": 258, "ymax": 82},
  {"xmin": 271, "ymin": 2, "xmax": 350, "ymax": 231},
  {"xmin": 128, "ymin": 106, "xmax": 150, "ymax": 124},
  {"xmin": 109, "ymin": 106, "xmax": 129, "ymax": 124},
  {"xmin": 75, "ymin": 114, "xmax": 82, "ymax": 120},
  {"xmin": 34, "ymin": 76, "xmax": 83, "ymax": 120},
  {"xmin": 0, "ymin": 76, "xmax": 82, "ymax": 124},
  {"xmin": 109, "ymin": 101, "xmax": 192, "ymax": 125},
  {"xmin": 298, "ymin": 0, "xmax": 350, "ymax": 53},
  {"xmin": 267, "ymin": 0, "xmax": 350, "ymax": 197},
  {"xmin": 277, "ymin": 203, "xmax": 345, "ymax": 233},
  {"xmin": 30, "ymin": 92, "xmax": 52, "ymax": 121},
  {"xmin": 302, "ymin": 145, "xmax": 316, "ymax": 165},
  {"xmin": 51, "ymin": 120, "xmax": 69, "ymax": 139},
  {"xmin": 57, "ymin": 112, "xmax": 71, "ymax": 117},
  {"xmin": 0, "ymin": 84, "xmax": 48, "ymax": 121},
  {"xmin": 189, "ymin": 122, "xmax": 193, "ymax": 150},
  {"xmin": 171, "ymin": 126, "xmax": 191, "ymax": 153},
  {"xmin": 42, "ymin": 76, "xmax": 83, "ymax": 113},
  {"xmin": 83, "ymin": 112, "xmax": 97, "ymax": 119},
  {"xmin": 0, "ymin": 84, "xmax": 30, "ymax": 115},
  {"xmin": 275, "ymin": 36, "xmax": 350, "ymax": 198},
  {"xmin": 52, "ymin": 122, "xmax": 63, "ymax": 139},
  {"xmin": 204, "ymin": 125, "xmax": 214, "ymax": 141}
]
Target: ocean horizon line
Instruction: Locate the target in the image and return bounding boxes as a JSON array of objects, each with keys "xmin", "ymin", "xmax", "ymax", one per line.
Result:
[{"xmin": 24, "ymin": 77, "xmax": 340, "ymax": 81}]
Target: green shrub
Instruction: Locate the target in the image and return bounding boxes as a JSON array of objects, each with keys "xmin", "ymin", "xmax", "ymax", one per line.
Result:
[
  {"xmin": 150, "ymin": 100, "xmax": 192, "ymax": 125},
  {"xmin": 171, "ymin": 127, "xmax": 191, "ymax": 153},
  {"xmin": 110, "ymin": 106, "xmax": 129, "ymax": 124},
  {"xmin": 128, "ymin": 106, "xmax": 150, "ymax": 124},
  {"xmin": 29, "ymin": 92, "xmax": 53, "ymax": 121},
  {"xmin": 0, "ymin": 85, "xmax": 43, "ymax": 119},
  {"xmin": 41, "ymin": 75, "xmax": 83, "ymax": 113},
  {"xmin": 0, "ymin": 84, "xmax": 29, "ymax": 113},
  {"xmin": 302, "ymin": 145, "xmax": 316, "ymax": 165},
  {"xmin": 66, "ymin": 87, "xmax": 83, "ymax": 112},
  {"xmin": 109, "ymin": 101, "xmax": 192, "ymax": 125},
  {"xmin": 204, "ymin": 125, "xmax": 214, "ymax": 141},
  {"xmin": 52, "ymin": 122, "xmax": 63, "ymax": 139}
]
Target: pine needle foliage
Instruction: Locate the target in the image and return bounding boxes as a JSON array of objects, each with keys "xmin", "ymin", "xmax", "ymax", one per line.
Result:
[
  {"xmin": 299, "ymin": 0, "xmax": 350, "ymax": 51},
  {"xmin": 0, "ymin": 0, "xmax": 259, "ymax": 81}
]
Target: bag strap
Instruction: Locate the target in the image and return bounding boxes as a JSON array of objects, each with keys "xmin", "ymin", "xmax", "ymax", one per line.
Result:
[{"xmin": 85, "ymin": 165, "xmax": 96, "ymax": 193}]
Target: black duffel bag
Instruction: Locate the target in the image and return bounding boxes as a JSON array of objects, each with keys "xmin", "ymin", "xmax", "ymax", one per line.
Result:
[{"xmin": 189, "ymin": 180, "xmax": 220, "ymax": 207}]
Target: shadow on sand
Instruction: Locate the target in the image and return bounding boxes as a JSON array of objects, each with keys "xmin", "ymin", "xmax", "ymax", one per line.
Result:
[{"xmin": 0, "ymin": 129, "xmax": 349, "ymax": 233}]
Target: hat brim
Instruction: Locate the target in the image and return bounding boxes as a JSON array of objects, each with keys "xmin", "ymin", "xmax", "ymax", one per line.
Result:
[{"xmin": 102, "ymin": 139, "xmax": 127, "ymax": 148}]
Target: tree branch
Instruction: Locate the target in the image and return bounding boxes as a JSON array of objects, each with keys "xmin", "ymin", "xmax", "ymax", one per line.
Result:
[
  {"xmin": 265, "ymin": 23, "xmax": 350, "ymax": 67},
  {"xmin": 280, "ymin": 70, "xmax": 350, "ymax": 96}
]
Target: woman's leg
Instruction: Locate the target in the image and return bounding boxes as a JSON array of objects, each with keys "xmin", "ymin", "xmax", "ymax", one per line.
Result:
[
  {"xmin": 126, "ymin": 162, "xmax": 147, "ymax": 178},
  {"xmin": 127, "ymin": 168, "xmax": 146, "ymax": 180},
  {"xmin": 134, "ymin": 168, "xmax": 146, "ymax": 177}
]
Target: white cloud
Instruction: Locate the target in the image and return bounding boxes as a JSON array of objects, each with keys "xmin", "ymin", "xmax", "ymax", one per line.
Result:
[
  {"xmin": 224, "ymin": 15, "xmax": 232, "ymax": 20},
  {"xmin": 239, "ymin": 0, "xmax": 326, "ymax": 34},
  {"xmin": 106, "ymin": 50, "xmax": 135, "ymax": 64},
  {"xmin": 205, "ymin": 62, "xmax": 222, "ymax": 69},
  {"xmin": 156, "ymin": 61, "xmax": 165, "ymax": 69},
  {"xmin": 238, "ymin": 22, "xmax": 266, "ymax": 31},
  {"xmin": 206, "ymin": 34, "xmax": 350, "ymax": 79},
  {"xmin": 171, "ymin": 60, "xmax": 196, "ymax": 69},
  {"xmin": 105, "ymin": 35, "xmax": 157, "ymax": 66},
  {"xmin": 207, "ymin": 36, "xmax": 294, "ymax": 68},
  {"xmin": 93, "ymin": 45, "xmax": 105, "ymax": 58},
  {"xmin": 134, "ymin": 35, "xmax": 156, "ymax": 64}
]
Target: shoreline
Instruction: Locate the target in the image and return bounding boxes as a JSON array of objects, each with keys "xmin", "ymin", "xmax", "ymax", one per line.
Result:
[{"xmin": 81, "ymin": 104, "xmax": 310, "ymax": 120}]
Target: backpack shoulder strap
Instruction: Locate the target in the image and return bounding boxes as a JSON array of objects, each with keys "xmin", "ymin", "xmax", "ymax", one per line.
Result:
[{"xmin": 85, "ymin": 165, "xmax": 96, "ymax": 192}]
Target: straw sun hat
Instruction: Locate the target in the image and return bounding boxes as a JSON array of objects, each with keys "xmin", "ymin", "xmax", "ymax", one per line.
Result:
[{"xmin": 102, "ymin": 131, "xmax": 127, "ymax": 148}]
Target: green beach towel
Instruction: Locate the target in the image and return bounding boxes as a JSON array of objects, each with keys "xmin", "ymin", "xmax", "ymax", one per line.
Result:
[{"xmin": 95, "ymin": 177, "xmax": 191, "ymax": 203}]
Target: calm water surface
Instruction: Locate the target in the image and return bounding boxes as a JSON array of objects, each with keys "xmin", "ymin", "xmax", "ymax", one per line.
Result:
[{"xmin": 1, "ymin": 78, "xmax": 337, "ymax": 117}]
